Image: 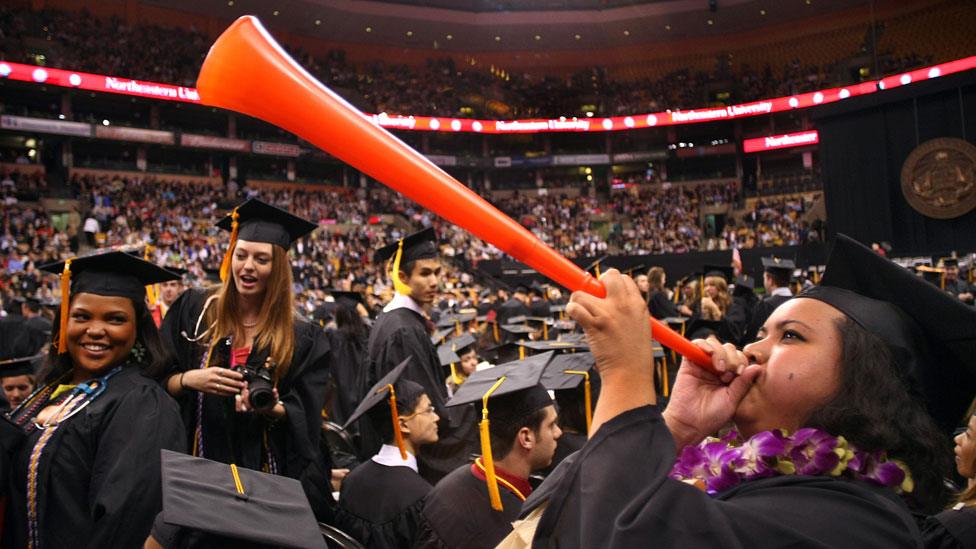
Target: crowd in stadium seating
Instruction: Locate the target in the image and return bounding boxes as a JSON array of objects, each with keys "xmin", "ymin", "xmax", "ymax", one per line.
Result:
[
  {"xmin": 0, "ymin": 168, "xmax": 824, "ymax": 312},
  {"xmin": 0, "ymin": 6, "xmax": 934, "ymax": 120}
]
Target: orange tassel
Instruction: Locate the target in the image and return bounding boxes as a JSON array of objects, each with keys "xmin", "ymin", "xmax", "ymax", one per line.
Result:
[
  {"xmin": 385, "ymin": 384, "xmax": 408, "ymax": 460},
  {"xmin": 479, "ymin": 375, "xmax": 506, "ymax": 512},
  {"xmin": 219, "ymin": 208, "xmax": 240, "ymax": 283},
  {"xmin": 57, "ymin": 259, "xmax": 72, "ymax": 354}
]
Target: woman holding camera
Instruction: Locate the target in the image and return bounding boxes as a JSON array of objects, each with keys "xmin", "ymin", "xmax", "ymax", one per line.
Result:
[{"xmin": 160, "ymin": 199, "xmax": 334, "ymax": 521}]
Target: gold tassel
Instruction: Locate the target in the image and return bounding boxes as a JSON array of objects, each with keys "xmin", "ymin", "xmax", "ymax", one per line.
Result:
[
  {"xmin": 454, "ymin": 320, "xmax": 462, "ymax": 337},
  {"xmin": 230, "ymin": 463, "xmax": 246, "ymax": 496},
  {"xmin": 144, "ymin": 244, "xmax": 158, "ymax": 305},
  {"xmin": 480, "ymin": 377, "xmax": 507, "ymax": 511},
  {"xmin": 492, "ymin": 322, "xmax": 500, "ymax": 343},
  {"xmin": 450, "ymin": 362, "xmax": 462, "ymax": 386},
  {"xmin": 57, "ymin": 259, "xmax": 73, "ymax": 354},
  {"xmin": 565, "ymin": 370, "xmax": 592, "ymax": 435},
  {"xmin": 219, "ymin": 208, "xmax": 240, "ymax": 282},
  {"xmin": 390, "ymin": 239, "xmax": 412, "ymax": 295},
  {"xmin": 542, "ymin": 322, "xmax": 548, "ymax": 340},
  {"xmin": 518, "ymin": 344, "xmax": 525, "ymax": 361},
  {"xmin": 383, "ymin": 384, "xmax": 408, "ymax": 460}
]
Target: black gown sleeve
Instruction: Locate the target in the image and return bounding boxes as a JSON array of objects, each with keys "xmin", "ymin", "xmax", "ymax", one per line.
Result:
[
  {"xmin": 280, "ymin": 321, "xmax": 334, "ymax": 522},
  {"xmin": 922, "ymin": 508, "xmax": 976, "ymax": 549},
  {"xmin": 86, "ymin": 382, "xmax": 186, "ymax": 548},
  {"xmin": 526, "ymin": 406, "xmax": 920, "ymax": 548},
  {"xmin": 648, "ymin": 291, "xmax": 679, "ymax": 320}
]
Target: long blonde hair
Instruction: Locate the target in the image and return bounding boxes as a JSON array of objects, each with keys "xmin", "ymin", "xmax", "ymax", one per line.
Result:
[
  {"xmin": 703, "ymin": 275, "xmax": 732, "ymax": 316},
  {"xmin": 205, "ymin": 245, "xmax": 295, "ymax": 381}
]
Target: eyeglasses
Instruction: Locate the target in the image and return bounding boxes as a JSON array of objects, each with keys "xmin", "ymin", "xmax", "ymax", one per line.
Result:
[{"xmin": 401, "ymin": 405, "xmax": 436, "ymax": 421}]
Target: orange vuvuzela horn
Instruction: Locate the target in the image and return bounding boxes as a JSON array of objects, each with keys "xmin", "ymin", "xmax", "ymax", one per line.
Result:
[{"xmin": 196, "ymin": 16, "xmax": 714, "ymax": 372}]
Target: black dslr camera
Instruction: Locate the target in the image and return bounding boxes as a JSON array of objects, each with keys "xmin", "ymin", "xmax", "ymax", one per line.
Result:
[{"xmin": 240, "ymin": 355, "xmax": 277, "ymax": 411}]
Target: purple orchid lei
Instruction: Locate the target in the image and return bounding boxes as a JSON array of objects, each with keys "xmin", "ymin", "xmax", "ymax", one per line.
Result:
[{"xmin": 669, "ymin": 428, "xmax": 915, "ymax": 496}]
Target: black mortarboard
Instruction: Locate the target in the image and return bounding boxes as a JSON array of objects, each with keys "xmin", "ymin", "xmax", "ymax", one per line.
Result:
[
  {"xmin": 550, "ymin": 304, "xmax": 567, "ymax": 314},
  {"xmin": 508, "ymin": 315, "xmax": 528, "ymax": 325},
  {"xmin": 703, "ymin": 264, "xmax": 734, "ymax": 282},
  {"xmin": 216, "ymin": 198, "xmax": 317, "ymax": 250},
  {"xmin": 163, "ymin": 266, "xmax": 188, "ymax": 277},
  {"xmin": 541, "ymin": 352, "xmax": 597, "ymax": 434},
  {"xmin": 485, "ymin": 342, "xmax": 520, "ymax": 364},
  {"xmin": 734, "ymin": 275, "xmax": 756, "ymax": 294},
  {"xmin": 446, "ymin": 353, "xmax": 554, "ymax": 511},
  {"xmin": 430, "ymin": 327, "xmax": 454, "ymax": 345},
  {"xmin": 436, "ymin": 312, "xmax": 476, "ymax": 329},
  {"xmin": 438, "ymin": 333, "xmax": 478, "ymax": 385},
  {"xmin": 343, "ymin": 357, "xmax": 424, "ymax": 459},
  {"xmin": 0, "ymin": 354, "xmax": 42, "ymax": 378},
  {"xmin": 799, "ymin": 234, "xmax": 976, "ymax": 433},
  {"xmin": 941, "ymin": 257, "xmax": 959, "ymax": 268},
  {"xmin": 158, "ymin": 450, "xmax": 326, "ymax": 549},
  {"xmin": 624, "ymin": 264, "xmax": 646, "ymax": 277},
  {"xmin": 501, "ymin": 324, "xmax": 536, "ymax": 335},
  {"xmin": 328, "ymin": 290, "xmax": 365, "ymax": 311},
  {"xmin": 761, "ymin": 256, "xmax": 796, "ymax": 274},
  {"xmin": 518, "ymin": 339, "xmax": 589, "ymax": 353},
  {"xmin": 374, "ymin": 227, "xmax": 438, "ymax": 264},
  {"xmin": 584, "ymin": 255, "xmax": 610, "ymax": 277},
  {"xmin": 40, "ymin": 251, "xmax": 181, "ymax": 354},
  {"xmin": 540, "ymin": 352, "xmax": 595, "ymax": 391}
]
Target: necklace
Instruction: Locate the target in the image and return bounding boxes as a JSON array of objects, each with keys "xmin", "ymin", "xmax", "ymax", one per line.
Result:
[
  {"xmin": 669, "ymin": 427, "xmax": 914, "ymax": 496},
  {"xmin": 241, "ymin": 320, "xmax": 258, "ymax": 328}
]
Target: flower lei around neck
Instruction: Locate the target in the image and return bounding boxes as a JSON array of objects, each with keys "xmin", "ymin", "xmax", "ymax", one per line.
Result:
[{"xmin": 669, "ymin": 428, "xmax": 914, "ymax": 496}]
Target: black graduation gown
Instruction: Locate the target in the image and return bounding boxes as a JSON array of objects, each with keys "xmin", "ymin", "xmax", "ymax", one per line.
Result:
[
  {"xmin": 743, "ymin": 294, "xmax": 792, "ymax": 345},
  {"xmin": 366, "ymin": 307, "xmax": 477, "ymax": 483},
  {"xmin": 325, "ymin": 328, "xmax": 368, "ymax": 427},
  {"xmin": 3, "ymin": 366, "xmax": 186, "ymax": 548},
  {"xmin": 923, "ymin": 506, "xmax": 976, "ymax": 548},
  {"xmin": 647, "ymin": 290, "xmax": 680, "ymax": 320},
  {"xmin": 523, "ymin": 406, "xmax": 921, "ymax": 548},
  {"xmin": 415, "ymin": 464, "xmax": 524, "ymax": 549},
  {"xmin": 161, "ymin": 288, "xmax": 334, "ymax": 521},
  {"xmin": 335, "ymin": 460, "xmax": 431, "ymax": 548}
]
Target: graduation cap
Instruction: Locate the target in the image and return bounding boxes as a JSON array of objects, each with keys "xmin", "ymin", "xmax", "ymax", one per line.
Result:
[
  {"xmin": 0, "ymin": 354, "xmax": 42, "ymax": 378},
  {"xmin": 215, "ymin": 198, "xmax": 317, "ymax": 283},
  {"xmin": 584, "ymin": 255, "xmax": 610, "ymax": 277},
  {"xmin": 373, "ymin": 227, "xmax": 438, "ymax": 296},
  {"xmin": 939, "ymin": 257, "xmax": 959, "ymax": 268},
  {"xmin": 623, "ymin": 264, "xmax": 646, "ymax": 277},
  {"xmin": 540, "ymin": 352, "xmax": 596, "ymax": 434},
  {"xmin": 446, "ymin": 352, "xmax": 554, "ymax": 511},
  {"xmin": 733, "ymin": 274, "xmax": 756, "ymax": 295},
  {"xmin": 799, "ymin": 234, "xmax": 976, "ymax": 433},
  {"xmin": 703, "ymin": 264, "xmax": 734, "ymax": 282},
  {"xmin": 485, "ymin": 342, "xmax": 520, "ymax": 365},
  {"xmin": 436, "ymin": 312, "xmax": 476, "ymax": 334},
  {"xmin": 430, "ymin": 327, "xmax": 454, "ymax": 346},
  {"xmin": 507, "ymin": 315, "xmax": 528, "ymax": 325},
  {"xmin": 40, "ymin": 251, "xmax": 181, "ymax": 354},
  {"xmin": 439, "ymin": 333, "xmax": 478, "ymax": 385},
  {"xmin": 761, "ymin": 256, "xmax": 796, "ymax": 275},
  {"xmin": 158, "ymin": 450, "xmax": 326, "ymax": 549},
  {"xmin": 327, "ymin": 289, "xmax": 365, "ymax": 312},
  {"xmin": 343, "ymin": 357, "xmax": 424, "ymax": 460},
  {"xmin": 518, "ymin": 339, "xmax": 588, "ymax": 353}
]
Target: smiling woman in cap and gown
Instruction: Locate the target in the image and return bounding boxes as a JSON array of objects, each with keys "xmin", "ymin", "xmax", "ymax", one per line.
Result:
[
  {"xmin": 159, "ymin": 198, "xmax": 334, "ymax": 521},
  {"xmin": 1, "ymin": 251, "xmax": 185, "ymax": 548},
  {"xmin": 513, "ymin": 234, "xmax": 976, "ymax": 547},
  {"xmin": 365, "ymin": 228, "xmax": 477, "ymax": 483}
]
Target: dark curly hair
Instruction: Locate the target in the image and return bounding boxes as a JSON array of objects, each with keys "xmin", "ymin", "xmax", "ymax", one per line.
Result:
[{"xmin": 805, "ymin": 316, "xmax": 951, "ymax": 514}]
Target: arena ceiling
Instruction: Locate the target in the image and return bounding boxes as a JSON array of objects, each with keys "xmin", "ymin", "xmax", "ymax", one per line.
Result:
[{"xmin": 154, "ymin": 0, "xmax": 877, "ymax": 51}]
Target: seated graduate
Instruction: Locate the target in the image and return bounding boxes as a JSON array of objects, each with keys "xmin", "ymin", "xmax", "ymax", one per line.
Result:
[
  {"xmin": 516, "ymin": 234, "xmax": 976, "ymax": 547},
  {"xmin": 335, "ymin": 358, "xmax": 439, "ymax": 548},
  {"xmin": 539, "ymin": 352, "xmax": 597, "ymax": 475},
  {"xmin": 160, "ymin": 199, "xmax": 334, "ymax": 522},
  {"xmin": 2, "ymin": 251, "xmax": 186, "ymax": 548},
  {"xmin": 923, "ymin": 411, "xmax": 976, "ymax": 548},
  {"xmin": 416, "ymin": 352, "xmax": 562, "ymax": 549},
  {"xmin": 439, "ymin": 333, "xmax": 479, "ymax": 398},
  {"xmin": 686, "ymin": 265, "xmax": 746, "ymax": 343},
  {"xmin": 146, "ymin": 449, "xmax": 326, "ymax": 549},
  {"xmin": 0, "ymin": 354, "xmax": 38, "ymax": 411}
]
